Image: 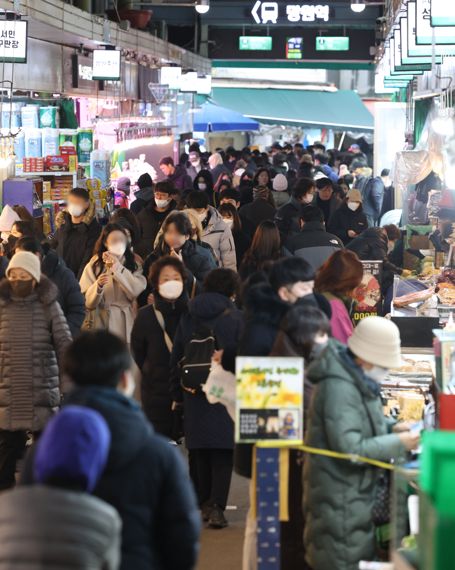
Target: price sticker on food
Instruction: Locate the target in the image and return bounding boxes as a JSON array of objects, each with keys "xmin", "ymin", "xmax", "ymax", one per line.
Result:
[{"xmin": 235, "ymin": 356, "xmax": 304, "ymax": 443}]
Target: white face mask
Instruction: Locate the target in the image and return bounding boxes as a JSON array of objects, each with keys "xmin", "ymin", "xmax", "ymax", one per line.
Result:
[
  {"xmin": 223, "ymin": 218, "xmax": 234, "ymax": 228},
  {"xmin": 198, "ymin": 183, "xmax": 207, "ymax": 191},
  {"xmin": 67, "ymin": 203, "xmax": 85, "ymax": 218},
  {"xmin": 108, "ymin": 242, "xmax": 127, "ymax": 257},
  {"xmin": 367, "ymin": 365, "xmax": 389, "ymax": 384},
  {"xmin": 303, "ymin": 194, "xmax": 314, "ymax": 204},
  {"xmin": 155, "ymin": 198, "xmax": 171, "ymax": 209},
  {"xmin": 348, "ymin": 202, "xmax": 360, "ymax": 212},
  {"xmin": 159, "ymin": 280, "xmax": 184, "ymax": 300}
]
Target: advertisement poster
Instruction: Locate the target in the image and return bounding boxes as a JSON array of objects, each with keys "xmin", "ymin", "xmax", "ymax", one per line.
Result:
[
  {"xmin": 235, "ymin": 356, "xmax": 304, "ymax": 444},
  {"xmin": 351, "ymin": 260, "xmax": 383, "ymax": 324}
]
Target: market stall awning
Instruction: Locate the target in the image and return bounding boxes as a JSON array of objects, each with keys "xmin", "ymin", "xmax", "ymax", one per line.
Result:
[
  {"xmin": 193, "ymin": 101, "xmax": 260, "ymax": 132},
  {"xmin": 211, "ymin": 88, "xmax": 374, "ymax": 131}
]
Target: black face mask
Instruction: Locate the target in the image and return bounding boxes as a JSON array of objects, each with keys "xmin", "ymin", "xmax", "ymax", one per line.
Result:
[{"xmin": 9, "ymin": 279, "xmax": 35, "ymax": 298}]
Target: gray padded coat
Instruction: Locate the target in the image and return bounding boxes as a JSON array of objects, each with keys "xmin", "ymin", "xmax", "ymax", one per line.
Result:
[
  {"xmin": 0, "ymin": 485, "xmax": 121, "ymax": 569},
  {"xmin": 0, "ymin": 277, "xmax": 72, "ymax": 432},
  {"xmin": 303, "ymin": 341, "xmax": 405, "ymax": 570}
]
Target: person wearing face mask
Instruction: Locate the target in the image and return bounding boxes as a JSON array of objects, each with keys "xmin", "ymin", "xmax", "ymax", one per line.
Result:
[
  {"xmin": 275, "ymin": 178, "xmax": 316, "ymax": 241},
  {"xmin": 284, "ymin": 205, "xmax": 343, "ymax": 273},
  {"xmin": 218, "ymin": 203, "xmax": 250, "ymax": 269},
  {"xmin": 191, "ymin": 169, "xmax": 216, "ymax": 207},
  {"xmin": 304, "ymin": 317, "xmax": 419, "ymax": 570},
  {"xmin": 131, "ymin": 256, "xmax": 189, "ymax": 440},
  {"xmin": 315, "ymin": 250, "xmax": 363, "ymax": 344},
  {"xmin": 267, "ymin": 305, "xmax": 330, "ymax": 570},
  {"xmin": 187, "ymin": 151, "xmax": 205, "ymax": 182},
  {"xmin": 327, "ymin": 188, "xmax": 368, "ymax": 245},
  {"xmin": 145, "ymin": 211, "xmax": 216, "ymax": 289},
  {"xmin": 79, "ymin": 223, "xmax": 146, "ymax": 345},
  {"xmin": 22, "ymin": 330, "xmax": 201, "ymax": 570},
  {"xmin": 170, "ymin": 269, "xmax": 243, "ymax": 530},
  {"xmin": 0, "ymin": 251, "xmax": 72, "ymax": 489},
  {"xmin": 136, "ymin": 181, "xmax": 177, "ymax": 259},
  {"xmin": 186, "ymin": 191, "xmax": 237, "ymax": 271},
  {"xmin": 52, "ymin": 188, "xmax": 102, "ymax": 280},
  {"xmin": 4, "ymin": 221, "xmax": 36, "ymax": 259}
]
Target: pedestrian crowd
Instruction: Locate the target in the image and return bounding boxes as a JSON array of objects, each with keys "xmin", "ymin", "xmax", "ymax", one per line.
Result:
[{"xmin": 0, "ymin": 140, "xmax": 419, "ymax": 570}]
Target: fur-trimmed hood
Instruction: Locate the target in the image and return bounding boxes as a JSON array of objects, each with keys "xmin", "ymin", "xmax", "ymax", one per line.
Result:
[
  {"xmin": 0, "ymin": 275, "xmax": 59, "ymax": 305},
  {"xmin": 55, "ymin": 200, "xmax": 97, "ymax": 230}
]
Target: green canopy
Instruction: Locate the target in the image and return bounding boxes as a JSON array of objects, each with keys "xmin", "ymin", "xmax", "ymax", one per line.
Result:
[{"xmin": 211, "ymin": 88, "xmax": 374, "ymax": 131}]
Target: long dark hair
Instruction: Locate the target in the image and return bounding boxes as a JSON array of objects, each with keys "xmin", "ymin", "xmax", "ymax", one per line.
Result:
[
  {"xmin": 242, "ymin": 220, "xmax": 281, "ymax": 270},
  {"xmin": 218, "ymin": 203, "xmax": 242, "ymax": 234},
  {"xmin": 92, "ymin": 222, "xmax": 137, "ymax": 276},
  {"xmin": 155, "ymin": 211, "xmax": 192, "ymax": 256}
]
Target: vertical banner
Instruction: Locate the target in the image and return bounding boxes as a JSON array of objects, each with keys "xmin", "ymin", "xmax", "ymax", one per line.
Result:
[
  {"xmin": 351, "ymin": 260, "xmax": 383, "ymax": 324},
  {"xmin": 257, "ymin": 447, "xmax": 280, "ymax": 570},
  {"xmin": 235, "ymin": 357, "xmax": 304, "ymax": 444}
]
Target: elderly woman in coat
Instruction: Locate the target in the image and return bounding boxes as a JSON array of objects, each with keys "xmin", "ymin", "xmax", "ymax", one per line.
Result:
[
  {"xmin": 303, "ymin": 317, "xmax": 420, "ymax": 570},
  {"xmin": 0, "ymin": 251, "xmax": 72, "ymax": 490},
  {"xmin": 79, "ymin": 223, "xmax": 147, "ymax": 345}
]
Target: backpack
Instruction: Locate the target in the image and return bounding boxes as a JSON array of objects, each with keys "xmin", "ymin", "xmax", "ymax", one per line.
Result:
[{"xmin": 179, "ymin": 320, "xmax": 217, "ymax": 395}]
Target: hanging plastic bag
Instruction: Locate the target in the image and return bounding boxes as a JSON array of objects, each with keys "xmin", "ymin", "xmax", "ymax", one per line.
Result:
[{"xmin": 203, "ymin": 361, "xmax": 236, "ymax": 421}]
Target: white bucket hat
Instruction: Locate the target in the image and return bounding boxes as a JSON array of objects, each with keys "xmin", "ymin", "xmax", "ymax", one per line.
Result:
[{"xmin": 348, "ymin": 316, "xmax": 401, "ymax": 369}]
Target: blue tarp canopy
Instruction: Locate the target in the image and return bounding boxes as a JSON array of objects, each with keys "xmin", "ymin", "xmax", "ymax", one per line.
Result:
[{"xmin": 193, "ymin": 101, "xmax": 260, "ymax": 132}]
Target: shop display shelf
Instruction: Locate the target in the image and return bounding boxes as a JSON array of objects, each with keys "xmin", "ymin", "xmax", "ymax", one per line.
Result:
[{"xmin": 15, "ymin": 172, "xmax": 77, "ymax": 177}]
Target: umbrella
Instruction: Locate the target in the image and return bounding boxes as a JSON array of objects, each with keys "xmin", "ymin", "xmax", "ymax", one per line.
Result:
[{"xmin": 193, "ymin": 101, "xmax": 260, "ymax": 132}]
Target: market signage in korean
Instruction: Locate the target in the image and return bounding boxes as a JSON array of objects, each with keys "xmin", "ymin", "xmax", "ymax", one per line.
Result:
[
  {"xmin": 92, "ymin": 49, "xmax": 121, "ymax": 81},
  {"xmin": 431, "ymin": 0, "xmax": 455, "ymax": 27},
  {"xmin": 0, "ymin": 20, "xmax": 27, "ymax": 63},
  {"xmin": 351, "ymin": 260, "xmax": 383, "ymax": 324},
  {"xmin": 251, "ymin": 1, "xmax": 329, "ymax": 25},
  {"xmin": 235, "ymin": 356, "xmax": 304, "ymax": 443}
]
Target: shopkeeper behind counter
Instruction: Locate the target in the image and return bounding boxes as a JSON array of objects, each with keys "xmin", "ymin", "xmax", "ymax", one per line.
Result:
[
  {"xmin": 51, "ymin": 188, "xmax": 102, "ymax": 280},
  {"xmin": 304, "ymin": 317, "xmax": 420, "ymax": 570}
]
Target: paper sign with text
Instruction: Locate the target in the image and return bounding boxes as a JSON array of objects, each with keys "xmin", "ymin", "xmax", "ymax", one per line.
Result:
[{"xmin": 235, "ymin": 356, "xmax": 304, "ymax": 443}]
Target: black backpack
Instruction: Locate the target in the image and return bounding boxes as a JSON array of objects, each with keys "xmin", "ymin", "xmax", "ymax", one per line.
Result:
[{"xmin": 179, "ymin": 321, "xmax": 218, "ymax": 395}]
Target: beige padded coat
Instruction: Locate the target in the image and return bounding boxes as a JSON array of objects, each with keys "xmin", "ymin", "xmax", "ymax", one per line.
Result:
[
  {"xmin": 79, "ymin": 256, "xmax": 147, "ymax": 344},
  {"xmin": 0, "ymin": 277, "xmax": 72, "ymax": 432}
]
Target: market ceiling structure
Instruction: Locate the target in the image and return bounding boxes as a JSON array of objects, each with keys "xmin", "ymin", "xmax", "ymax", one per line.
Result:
[{"xmin": 142, "ymin": 0, "xmax": 384, "ymax": 67}]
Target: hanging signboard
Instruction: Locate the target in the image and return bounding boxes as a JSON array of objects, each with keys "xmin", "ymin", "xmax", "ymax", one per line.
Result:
[
  {"xmin": 251, "ymin": 1, "xmax": 329, "ymax": 25},
  {"xmin": 400, "ymin": 16, "xmax": 442, "ymax": 65},
  {"xmin": 235, "ymin": 356, "xmax": 304, "ymax": 444},
  {"xmin": 0, "ymin": 20, "xmax": 27, "ymax": 63},
  {"xmin": 431, "ymin": 0, "xmax": 455, "ymax": 27},
  {"xmin": 92, "ymin": 49, "xmax": 121, "ymax": 81},
  {"xmin": 389, "ymin": 36, "xmax": 425, "ymax": 75},
  {"xmin": 392, "ymin": 29, "xmax": 431, "ymax": 72},
  {"xmin": 415, "ymin": 0, "xmax": 455, "ymax": 45},
  {"xmin": 351, "ymin": 261, "xmax": 383, "ymax": 324},
  {"xmin": 408, "ymin": 2, "xmax": 455, "ymax": 56}
]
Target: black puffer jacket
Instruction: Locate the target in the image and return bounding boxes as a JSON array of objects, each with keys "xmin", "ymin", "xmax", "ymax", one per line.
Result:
[
  {"xmin": 131, "ymin": 295, "xmax": 188, "ymax": 438},
  {"xmin": 42, "ymin": 247, "xmax": 85, "ymax": 337},
  {"xmin": 274, "ymin": 196, "xmax": 302, "ymax": 240},
  {"xmin": 328, "ymin": 202, "xmax": 368, "ymax": 245},
  {"xmin": 347, "ymin": 228, "xmax": 402, "ymax": 292},
  {"xmin": 52, "ymin": 205, "xmax": 101, "ymax": 279},
  {"xmin": 136, "ymin": 200, "xmax": 177, "ymax": 259},
  {"xmin": 64, "ymin": 387, "xmax": 200, "ymax": 570},
  {"xmin": 170, "ymin": 293, "xmax": 243, "ymax": 450}
]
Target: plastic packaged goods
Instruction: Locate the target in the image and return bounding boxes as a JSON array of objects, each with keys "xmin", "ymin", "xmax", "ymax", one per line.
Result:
[
  {"xmin": 39, "ymin": 106, "xmax": 59, "ymax": 129},
  {"xmin": 21, "ymin": 105, "xmax": 39, "ymax": 129},
  {"xmin": 77, "ymin": 128, "xmax": 93, "ymax": 163},
  {"xmin": 41, "ymin": 128, "xmax": 60, "ymax": 156},
  {"xmin": 2, "ymin": 103, "xmax": 23, "ymax": 129},
  {"xmin": 90, "ymin": 149, "xmax": 111, "ymax": 189},
  {"xmin": 24, "ymin": 128, "xmax": 42, "ymax": 158},
  {"xmin": 59, "ymin": 129, "xmax": 78, "ymax": 150},
  {"xmin": 13, "ymin": 131, "xmax": 25, "ymax": 164}
]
